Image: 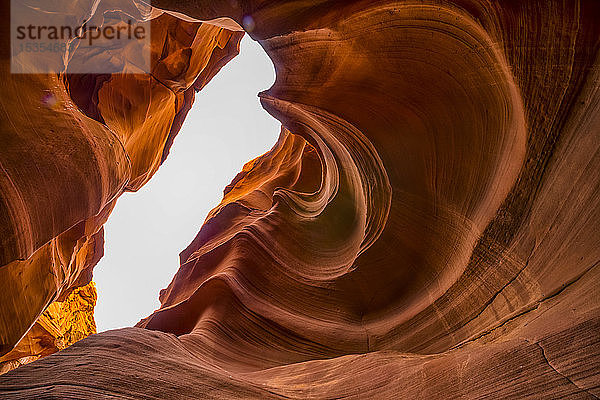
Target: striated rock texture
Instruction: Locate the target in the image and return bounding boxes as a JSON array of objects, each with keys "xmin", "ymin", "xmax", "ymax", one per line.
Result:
[{"xmin": 1, "ymin": 0, "xmax": 600, "ymax": 398}]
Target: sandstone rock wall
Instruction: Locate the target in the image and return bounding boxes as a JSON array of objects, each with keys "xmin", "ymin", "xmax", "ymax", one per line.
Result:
[
  {"xmin": 0, "ymin": 2, "xmax": 244, "ymax": 369},
  {"xmin": 1, "ymin": 1, "xmax": 599, "ymax": 398}
]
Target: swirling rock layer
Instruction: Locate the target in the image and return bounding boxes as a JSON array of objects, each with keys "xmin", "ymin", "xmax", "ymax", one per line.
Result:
[{"xmin": 1, "ymin": 0, "xmax": 600, "ymax": 398}]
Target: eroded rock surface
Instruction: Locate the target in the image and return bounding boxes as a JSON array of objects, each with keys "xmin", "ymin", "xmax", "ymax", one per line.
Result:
[{"xmin": 1, "ymin": 0, "xmax": 599, "ymax": 398}]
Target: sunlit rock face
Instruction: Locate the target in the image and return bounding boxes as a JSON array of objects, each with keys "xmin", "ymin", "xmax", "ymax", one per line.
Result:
[
  {"xmin": 0, "ymin": 282, "xmax": 97, "ymax": 375},
  {"xmin": 0, "ymin": 2, "xmax": 243, "ymax": 370},
  {"xmin": 1, "ymin": 0, "xmax": 600, "ymax": 398}
]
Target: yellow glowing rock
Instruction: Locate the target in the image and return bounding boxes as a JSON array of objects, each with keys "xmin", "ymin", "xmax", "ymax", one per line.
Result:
[{"xmin": 0, "ymin": 282, "xmax": 97, "ymax": 374}]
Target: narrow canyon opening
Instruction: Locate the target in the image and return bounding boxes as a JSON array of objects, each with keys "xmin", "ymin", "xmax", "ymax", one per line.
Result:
[{"xmin": 93, "ymin": 35, "xmax": 278, "ymax": 331}]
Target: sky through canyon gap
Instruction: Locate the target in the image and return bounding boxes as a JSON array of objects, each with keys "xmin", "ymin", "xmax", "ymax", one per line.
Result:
[{"xmin": 93, "ymin": 35, "xmax": 279, "ymax": 331}]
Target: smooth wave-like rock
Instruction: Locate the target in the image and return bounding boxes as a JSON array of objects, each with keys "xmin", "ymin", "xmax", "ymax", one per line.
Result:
[{"xmin": 1, "ymin": 0, "xmax": 599, "ymax": 398}]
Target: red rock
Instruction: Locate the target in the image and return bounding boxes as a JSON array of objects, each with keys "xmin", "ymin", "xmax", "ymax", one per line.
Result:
[{"xmin": 1, "ymin": 0, "xmax": 599, "ymax": 398}]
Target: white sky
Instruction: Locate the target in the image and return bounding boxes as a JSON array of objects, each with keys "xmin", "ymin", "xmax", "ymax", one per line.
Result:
[{"xmin": 93, "ymin": 35, "xmax": 279, "ymax": 332}]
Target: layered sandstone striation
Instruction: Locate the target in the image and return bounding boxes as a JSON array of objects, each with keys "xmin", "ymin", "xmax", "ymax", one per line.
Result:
[{"xmin": 1, "ymin": 0, "xmax": 600, "ymax": 398}]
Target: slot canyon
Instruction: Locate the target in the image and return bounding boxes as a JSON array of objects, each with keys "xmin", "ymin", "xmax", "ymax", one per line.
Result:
[{"xmin": 0, "ymin": 0, "xmax": 599, "ymax": 398}]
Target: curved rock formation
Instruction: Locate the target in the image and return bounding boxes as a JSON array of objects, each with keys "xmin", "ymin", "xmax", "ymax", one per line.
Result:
[{"xmin": 1, "ymin": 0, "xmax": 599, "ymax": 398}]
